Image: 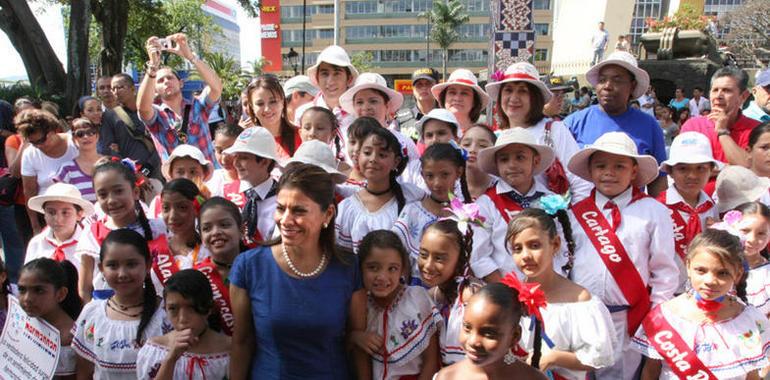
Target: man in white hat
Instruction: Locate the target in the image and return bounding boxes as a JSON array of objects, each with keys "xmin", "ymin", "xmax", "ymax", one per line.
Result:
[
  {"xmin": 283, "ymin": 75, "xmax": 319, "ymax": 124},
  {"xmin": 681, "ymin": 67, "xmax": 759, "ymax": 167},
  {"xmin": 292, "ymin": 45, "xmax": 359, "ymax": 136},
  {"xmin": 564, "ymin": 51, "xmax": 668, "ymax": 196},
  {"xmin": 744, "ymin": 67, "xmax": 770, "ymax": 123}
]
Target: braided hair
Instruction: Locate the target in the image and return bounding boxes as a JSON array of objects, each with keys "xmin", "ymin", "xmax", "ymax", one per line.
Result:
[
  {"xmin": 161, "ymin": 178, "xmax": 204, "ymax": 246},
  {"xmin": 93, "ymin": 158, "xmax": 153, "ymax": 241},
  {"xmin": 300, "ymin": 106, "xmax": 344, "ymax": 161},
  {"xmin": 505, "ymin": 208, "xmax": 576, "ymax": 278},
  {"xmin": 361, "ymin": 124, "xmax": 409, "ymax": 213},
  {"xmin": 423, "ymin": 219, "xmax": 474, "ymax": 304},
  {"xmin": 420, "ymin": 142, "xmax": 472, "ymax": 203}
]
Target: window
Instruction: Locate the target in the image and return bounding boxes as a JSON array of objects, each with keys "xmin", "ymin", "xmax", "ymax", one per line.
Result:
[
  {"xmin": 345, "ymin": 1, "xmax": 377, "ymax": 14},
  {"xmin": 534, "ymin": 23, "xmax": 549, "ymax": 36},
  {"xmin": 318, "ymin": 29, "xmax": 334, "ymax": 39},
  {"xmin": 534, "ymin": 48, "xmax": 548, "ymax": 61},
  {"xmin": 461, "ymin": 0, "xmax": 488, "ymax": 11},
  {"xmin": 533, "ymin": 0, "xmax": 550, "ymax": 10},
  {"xmin": 317, "ymin": 5, "xmax": 334, "ymax": 14}
]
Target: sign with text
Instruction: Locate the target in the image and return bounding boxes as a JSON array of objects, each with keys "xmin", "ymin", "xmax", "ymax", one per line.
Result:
[
  {"xmin": 260, "ymin": 0, "xmax": 282, "ymax": 72},
  {"xmin": 394, "ymin": 80, "xmax": 413, "ymax": 94},
  {"xmin": 0, "ymin": 295, "xmax": 60, "ymax": 380}
]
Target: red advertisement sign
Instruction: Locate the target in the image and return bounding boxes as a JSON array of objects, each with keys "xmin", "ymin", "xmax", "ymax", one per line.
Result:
[
  {"xmin": 394, "ymin": 79, "xmax": 413, "ymax": 94},
  {"xmin": 260, "ymin": 0, "xmax": 282, "ymax": 72}
]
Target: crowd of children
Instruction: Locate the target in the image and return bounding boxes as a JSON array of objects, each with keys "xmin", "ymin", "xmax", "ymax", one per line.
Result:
[{"xmin": 5, "ymin": 44, "xmax": 770, "ymax": 380}]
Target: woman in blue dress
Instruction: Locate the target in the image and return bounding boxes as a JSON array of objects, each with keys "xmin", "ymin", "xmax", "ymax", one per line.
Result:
[{"xmin": 229, "ymin": 162, "xmax": 360, "ymax": 379}]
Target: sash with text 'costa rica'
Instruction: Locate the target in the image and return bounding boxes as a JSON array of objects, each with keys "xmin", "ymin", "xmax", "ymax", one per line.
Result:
[
  {"xmin": 572, "ymin": 194, "xmax": 651, "ymax": 335},
  {"xmin": 194, "ymin": 258, "xmax": 234, "ymax": 335},
  {"xmin": 641, "ymin": 305, "xmax": 718, "ymax": 379}
]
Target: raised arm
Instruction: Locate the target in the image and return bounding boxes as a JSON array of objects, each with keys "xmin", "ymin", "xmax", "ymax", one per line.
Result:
[{"xmin": 137, "ymin": 36, "xmax": 162, "ymax": 123}]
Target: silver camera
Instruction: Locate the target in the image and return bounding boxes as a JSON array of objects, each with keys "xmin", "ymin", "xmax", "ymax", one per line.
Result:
[{"xmin": 158, "ymin": 38, "xmax": 173, "ymax": 50}]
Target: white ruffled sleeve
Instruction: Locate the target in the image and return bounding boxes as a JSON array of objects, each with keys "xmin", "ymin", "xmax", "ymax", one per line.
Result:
[
  {"xmin": 567, "ymin": 297, "xmax": 619, "ymax": 369},
  {"xmin": 335, "ymin": 196, "xmax": 356, "ymax": 251}
]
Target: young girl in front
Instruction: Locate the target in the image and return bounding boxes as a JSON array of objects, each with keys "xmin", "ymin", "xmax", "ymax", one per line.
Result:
[
  {"xmin": 206, "ymin": 123, "xmax": 242, "ymax": 202},
  {"xmin": 731, "ymin": 202, "xmax": 770, "ymax": 317},
  {"xmin": 632, "ymin": 228, "xmax": 770, "ymax": 379},
  {"xmin": 401, "ymin": 109, "xmax": 460, "ymax": 190},
  {"xmin": 566, "ymin": 132, "xmax": 679, "ymax": 379},
  {"xmin": 748, "ymin": 122, "xmax": 770, "ymax": 180},
  {"xmin": 73, "ymin": 229, "xmax": 171, "ymax": 380},
  {"xmin": 507, "ymin": 208, "xmax": 617, "ymax": 380},
  {"xmin": 418, "ymin": 219, "xmax": 484, "ymax": 366},
  {"xmin": 196, "ymin": 197, "xmax": 244, "ymax": 336},
  {"xmin": 25, "ymin": 183, "xmax": 94, "ymax": 266},
  {"xmin": 336, "ymin": 125, "xmax": 423, "ymax": 252},
  {"xmin": 153, "ymin": 178, "xmax": 211, "ymax": 285},
  {"xmin": 473, "ymin": 127, "xmax": 557, "ymax": 282},
  {"xmin": 459, "ymin": 124, "xmax": 497, "ymax": 200},
  {"xmin": 150, "ymin": 144, "xmax": 214, "ymax": 218},
  {"xmin": 345, "ymin": 117, "xmax": 380, "ymax": 186},
  {"xmin": 76, "ymin": 159, "xmax": 166, "ymax": 302},
  {"xmin": 393, "ymin": 142, "xmax": 470, "ymax": 279},
  {"xmin": 18, "ymin": 258, "xmax": 82, "ymax": 379},
  {"xmin": 434, "ymin": 279, "xmax": 547, "ymax": 380},
  {"xmin": 136, "ymin": 270, "xmax": 230, "ymax": 380},
  {"xmin": 299, "ymin": 106, "xmax": 345, "ymax": 161},
  {"xmin": 349, "ymin": 230, "xmax": 441, "ymax": 380}
]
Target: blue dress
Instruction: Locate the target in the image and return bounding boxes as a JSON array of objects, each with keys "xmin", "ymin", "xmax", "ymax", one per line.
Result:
[{"xmin": 229, "ymin": 245, "xmax": 360, "ymax": 380}]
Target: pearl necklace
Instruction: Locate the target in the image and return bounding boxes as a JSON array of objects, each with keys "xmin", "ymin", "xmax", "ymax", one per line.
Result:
[{"xmin": 282, "ymin": 244, "xmax": 326, "ymax": 278}]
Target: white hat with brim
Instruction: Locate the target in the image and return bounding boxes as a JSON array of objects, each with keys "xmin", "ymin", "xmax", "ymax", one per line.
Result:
[
  {"xmin": 28, "ymin": 183, "xmax": 95, "ymax": 216},
  {"xmin": 284, "ymin": 140, "xmax": 350, "ymax": 184},
  {"xmin": 660, "ymin": 132, "xmax": 725, "ymax": 173},
  {"xmin": 306, "ymin": 45, "xmax": 359, "ymax": 87},
  {"xmin": 416, "ymin": 108, "xmax": 460, "ymax": 139},
  {"xmin": 431, "ymin": 69, "xmax": 490, "ymax": 109},
  {"xmin": 339, "ymin": 73, "xmax": 404, "ymax": 115},
  {"xmin": 477, "ymin": 127, "xmax": 555, "ymax": 176},
  {"xmin": 485, "ymin": 62, "xmax": 553, "ymax": 104},
  {"xmin": 585, "ymin": 51, "xmax": 650, "ymax": 99},
  {"xmin": 283, "ymin": 75, "xmax": 319, "ymax": 98},
  {"xmin": 715, "ymin": 165, "xmax": 770, "ymax": 213},
  {"xmin": 223, "ymin": 127, "xmax": 283, "ymax": 168},
  {"xmin": 161, "ymin": 144, "xmax": 214, "ymax": 182},
  {"xmin": 567, "ymin": 131, "xmax": 659, "ymax": 187}
]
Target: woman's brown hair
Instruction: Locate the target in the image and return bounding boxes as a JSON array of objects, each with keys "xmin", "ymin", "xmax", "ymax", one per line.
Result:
[
  {"xmin": 14, "ymin": 109, "xmax": 61, "ymax": 138},
  {"xmin": 246, "ymin": 75, "xmax": 298, "ymax": 155},
  {"xmin": 496, "ymin": 82, "xmax": 545, "ymax": 129},
  {"xmin": 438, "ymin": 86, "xmax": 484, "ymax": 123}
]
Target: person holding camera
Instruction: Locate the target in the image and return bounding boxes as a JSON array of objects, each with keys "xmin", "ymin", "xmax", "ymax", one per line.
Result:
[{"xmin": 137, "ymin": 33, "xmax": 223, "ymax": 169}]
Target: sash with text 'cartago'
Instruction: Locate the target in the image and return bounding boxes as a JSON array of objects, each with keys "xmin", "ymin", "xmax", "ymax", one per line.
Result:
[
  {"xmin": 572, "ymin": 195, "xmax": 651, "ymax": 335},
  {"xmin": 642, "ymin": 305, "xmax": 718, "ymax": 379}
]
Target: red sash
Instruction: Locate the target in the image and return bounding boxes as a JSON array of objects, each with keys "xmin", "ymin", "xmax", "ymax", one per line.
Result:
[
  {"xmin": 90, "ymin": 219, "xmax": 112, "ymax": 247},
  {"xmin": 223, "ymin": 180, "xmax": 245, "ymax": 208},
  {"xmin": 572, "ymin": 194, "xmax": 651, "ymax": 335},
  {"xmin": 195, "ymin": 258, "xmax": 234, "ymax": 335},
  {"xmin": 148, "ymin": 235, "xmax": 180, "ymax": 285},
  {"xmin": 656, "ymin": 192, "xmax": 690, "ymax": 260},
  {"xmin": 150, "ymin": 195, "xmax": 162, "ymax": 218},
  {"xmin": 641, "ymin": 305, "xmax": 718, "ymax": 379},
  {"xmin": 483, "ymin": 186, "xmax": 523, "ymax": 223}
]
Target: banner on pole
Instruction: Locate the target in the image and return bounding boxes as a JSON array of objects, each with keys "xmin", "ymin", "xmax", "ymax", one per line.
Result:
[{"xmin": 491, "ymin": 0, "xmax": 535, "ymax": 71}]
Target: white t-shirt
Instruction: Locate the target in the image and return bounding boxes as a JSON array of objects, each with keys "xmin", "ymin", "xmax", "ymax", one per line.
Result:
[{"xmin": 20, "ymin": 134, "xmax": 79, "ymax": 194}]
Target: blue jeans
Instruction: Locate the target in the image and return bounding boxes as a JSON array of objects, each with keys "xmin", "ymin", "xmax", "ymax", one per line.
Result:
[
  {"xmin": 0, "ymin": 205, "xmax": 23, "ymax": 282},
  {"xmin": 592, "ymin": 48, "xmax": 604, "ymax": 65}
]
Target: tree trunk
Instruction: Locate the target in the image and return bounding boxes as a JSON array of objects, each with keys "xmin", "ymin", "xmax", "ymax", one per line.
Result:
[
  {"xmin": 442, "ymin": 48, "xmax": 448, "ymax": 81},
  {"xmin": 92, "ymin": 0, "xmax": 130, "ymax": 76},
  {"xmin": 66, "ymin": 0, "xmax": 92, "ymax": 117},
  {"xmin": 0, "ymin": 0, "xmax": 66, "ymax": 93}
]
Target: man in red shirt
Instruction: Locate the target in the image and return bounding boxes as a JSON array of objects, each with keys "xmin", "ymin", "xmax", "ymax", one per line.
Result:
[{"xmin": 681, "ymin": 67, "xmax": 757, "ymax": 166}]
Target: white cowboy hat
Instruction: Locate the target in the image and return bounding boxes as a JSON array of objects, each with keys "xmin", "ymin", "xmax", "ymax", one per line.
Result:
[
  {"xmin": 567, "ymin": 131, "xmax": 659, "ymax": 187},
  {"xmin": 28, "ymin": 183, "xmax": 95, "ymax": 216},
  {"xmin": 306, "ymin": 45, "xmax": 359, "ymax": 87},
  {"xmin": 586, "ymin": 51, "xmax": 650, "ymax": 99},
  {"xmin": 339, "ymin": 73, "xmax": 404, "ymax": 115},
  {"xmin": 431, "ymin": 69, "xmax": 490, "ymax": 108},
  {"xmin": 161, "ymin": 144, "xmax": 214, "ymax": 181},
  {"xmin": 660, "ymin": 132, "xmax": 724, "ymax": 173},
  {"xmin": 283, "ymin": 75, "xmax": 319, "ymax": 98},
  {"xmin": 715, "ymin": 165, "xmax": 770, "ymax": 213},
  {"xmin": 223, "ymin": 127, "xmax": 282, "ymax": 167},
  {"xmin": 477, "ymin": 127, "xmax": 555, "ymax": 176},
  {"xmin": 416, "ymin": 108, "xmax": 460, "ymax": 139},
  {"xmin": 485, "ymin": 62, "xmax": 553, "ymax": 104},
  {"xmin": 285, "ymin": 140, "xmax": 350, "ymax": 184}
]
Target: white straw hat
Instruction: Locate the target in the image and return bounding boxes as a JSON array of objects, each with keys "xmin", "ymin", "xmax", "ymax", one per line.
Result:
[
  {"xmin": 28, "ymin": 183, "xmax": 95, "ymax": 216},
  {"xmin": 306, "ymin": 45, "xmax": 359, "ymax": 87},
  {"xmin": 286, "ymin": 140, "xmax": 350, "ymax": 184},
  {"xmin": 477, "ymin": 127, "xmax": 555, "ymax": 176},
  {"xmin": 485, "ymin": 62, "xmax": 553, "ymax": 104},
  {"xmin": 567, "ymin": 131, "xmax": 659, "ymax": 187},
  {"xmin": 161, "ymin": 144, "xmax": 214, "ymax": 181},
  {"xmin": 339, "ymin": 73, "xmax": 404, "ymax": 115},
  {"xmin": 660, "ymin": 132, "xmax": 725, "ymax": 173},
  {"xmin": 715, "ymin": 165, "xmax": 770, "ymax": 213},
  {"xmin": 415, "ymin": 108, "xmax": 460, "ymax": 139},
  {"xmin": 431, "ymin": 69, "xmax": 489, "ymax": 108},
  {"xmin": 223, "ymin": 127, "xmax": 281, "ymax": 166},
  {"xmin": 586, "ymin": 51, "xmax": 650, "ymax": 99}
]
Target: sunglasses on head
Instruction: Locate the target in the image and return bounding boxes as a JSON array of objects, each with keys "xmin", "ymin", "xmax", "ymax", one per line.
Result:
[{"xmin": 74, "ymin": 128, "xmax": 98, "ymax": 138}]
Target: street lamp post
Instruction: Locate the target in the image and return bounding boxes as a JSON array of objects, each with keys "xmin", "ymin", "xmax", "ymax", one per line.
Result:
[
  {"xmin": 286, "ymin": 48, "xmax": 299, "ymax": 76},
  {"xmin": 301, "ymin": 0, "xmax": 307, "ymax": 73}
]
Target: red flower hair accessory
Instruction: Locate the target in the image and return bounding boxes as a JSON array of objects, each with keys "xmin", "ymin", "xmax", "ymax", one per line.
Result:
[{"xmin": 500, "ymin": 273, "xmax": 547, "ymax": 323}]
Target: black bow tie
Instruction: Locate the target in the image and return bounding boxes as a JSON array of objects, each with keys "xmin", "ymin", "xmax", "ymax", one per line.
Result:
[{"xmin": 505, "ymin": 191, "xmax": 544, "ymax": 208}]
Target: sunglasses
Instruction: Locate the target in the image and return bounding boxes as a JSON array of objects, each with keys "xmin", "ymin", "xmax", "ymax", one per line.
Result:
[
  {"xmin": 74, "ymin": 128, "xmax": 98, "ymax": 138},
  {"xmin": 28, "ymin": 132, "xmax": 48, "ymax": 146}
]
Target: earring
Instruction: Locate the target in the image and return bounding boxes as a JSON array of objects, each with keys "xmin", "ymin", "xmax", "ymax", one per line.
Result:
[
  {"xmin": 503, "ymin": 350, "xmax": 516, "ymax": 365},
  {"xmin": 323, "ymin": 222, "xmax": 328, "ymax": 229}
]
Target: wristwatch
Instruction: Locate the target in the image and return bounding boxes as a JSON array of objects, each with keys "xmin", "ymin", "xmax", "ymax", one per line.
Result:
[
  {"xmin": 716, "ymin": 129, "xmax": 731, "ymax": 137},
  {"xmin": 144, "ymin": 61, "xmax": 159, "ymax": 78}
]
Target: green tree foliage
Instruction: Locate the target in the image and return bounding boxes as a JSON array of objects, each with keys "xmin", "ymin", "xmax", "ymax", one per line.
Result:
[
  {"xmin": 350, "ymin": 51, "xmax": 374, "ymax": 73},
  {"xmin": 419, "ymin": 0, "xmax": 470, "ymax": 80},
  {"xmin": 721, "ymin": 0, "xmax": 770, "ymax": 67}
]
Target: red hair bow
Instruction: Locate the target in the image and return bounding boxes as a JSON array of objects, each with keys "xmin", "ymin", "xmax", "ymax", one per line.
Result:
[{"xmin": 500, "ymin": 273, "xmax": 547, "ymax": 323}]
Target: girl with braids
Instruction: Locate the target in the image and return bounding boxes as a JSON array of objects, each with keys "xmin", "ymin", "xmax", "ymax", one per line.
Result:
[
  {"xmin": 418, "ymin": 218, "xmax": 484, "ymax": 366},
  {"xmin": 298, "ymin": 106, "xmax": 345, "ymax": 162},
  {"xmin": 336, "ymin": 125, "xmax": 423, "ymax": 253},
  {"xmin": 632, "ymin": 228, "xmax": 770, "ymax": 380},
  {"xmin": 507, "ymin": 208, "xmax": 617, "ymax": 380},
  {"xmin": 246, "ymin": 74, "xmax": 301, "ymax": 159},
  {"xmin": 401, "ymin": 108, "xmax": 460, "ymax": 192},
  {"xmin": 730, "ymin": 203, "xmax": 770, "ymax": 317},
  {"xmin": 136, "ymin": 270, "xmax": 230, "ymax": 380},
  {"xmin": 393, "ymin": 142, "xmax": 471, "ymax": 280},
  {"xmin": 18, "ymin": 258, "xmax": 83, "ymax": 378},
  {"xmin": 349, "ymin": 230, "xmax": 441, "ymax": 380},
  {"xmin": 73, "ymin": 229, "xmax": 171, "ymax": 380},
  {"xmin": 434, "ymin": 278, "xmax": 547, "ymax": 380},
  {"xmin": 344, "ymin": 117, "xmax": 380, "ymax": 186},
  {"xmin": 76, "ymin": 158, "xmax": 166, "ymax": 302}
]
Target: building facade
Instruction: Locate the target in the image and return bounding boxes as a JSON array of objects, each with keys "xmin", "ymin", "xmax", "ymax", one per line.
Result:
[{"xmin": 202, "ymin": 0, "xmax": 241, "ymax": 63}]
